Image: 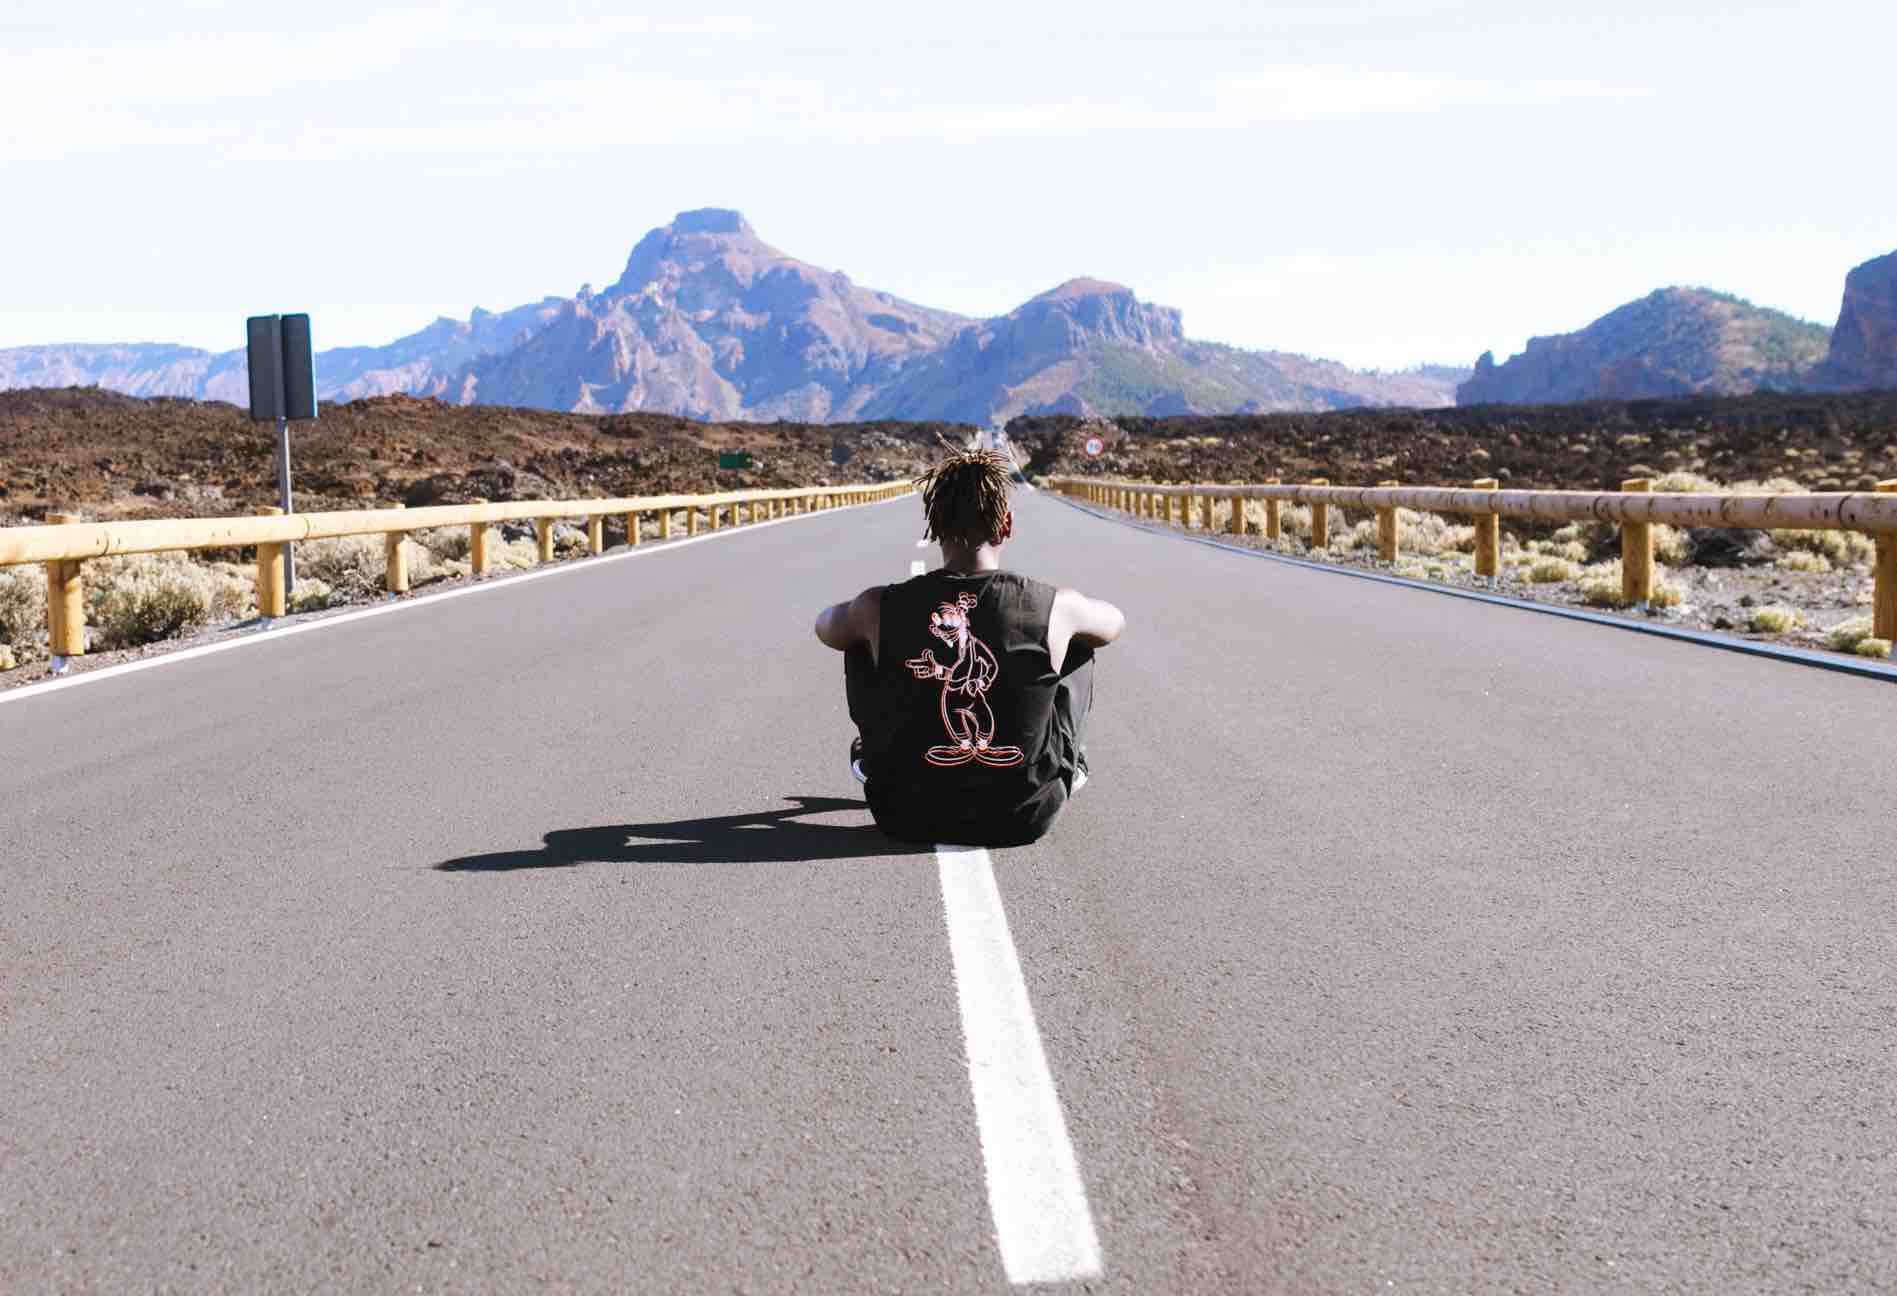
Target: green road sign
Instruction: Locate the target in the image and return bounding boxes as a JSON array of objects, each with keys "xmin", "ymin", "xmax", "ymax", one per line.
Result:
[{"xmin": 718, "ymin": 451, "xmax": 755, "ymax": 470}]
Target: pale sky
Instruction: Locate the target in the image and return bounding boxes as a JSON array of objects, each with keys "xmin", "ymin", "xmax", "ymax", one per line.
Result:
[{"xmin": 2, "ymin": 0, "xmax": 1890, "ymax": 370}]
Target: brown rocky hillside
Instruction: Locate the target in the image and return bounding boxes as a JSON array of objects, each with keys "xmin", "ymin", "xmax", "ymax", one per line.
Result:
[
  {"xmin": 1010, "ymin": 390, "xmax": 1897, "ymax": 494},
  {"xmin": 0, "ymin": 388, "xmax": 970, "ymax": 523}
]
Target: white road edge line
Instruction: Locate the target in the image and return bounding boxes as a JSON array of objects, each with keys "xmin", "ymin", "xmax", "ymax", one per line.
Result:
[
  {"xmin": 936, "ymin": 845, "xmax": 1103, "ymax": 1285},
  {"xmin": 0, "ymin": 495, "xmax": 907, "ymax": 709}
]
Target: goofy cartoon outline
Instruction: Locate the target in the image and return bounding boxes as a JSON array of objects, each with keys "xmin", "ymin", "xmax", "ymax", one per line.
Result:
[{"xmin": 904, "ymin": 592, "xmax": 1025, "ymax": 768}]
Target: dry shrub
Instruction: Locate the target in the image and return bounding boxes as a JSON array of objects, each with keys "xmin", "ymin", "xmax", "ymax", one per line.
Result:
[
  {"xmin": 0, "ymin": 565, "xmax": 45, "ymax": 649},
  {"xmin": 416, "ymin": 527, "xmax": 471, "ymax": 561},
  {"xmin": 299, "ymin": 536, "xmax": 386, "ymax": 594},
  {"xmin": 1729, "ymin": 477, "xmax": 1806, "ymax": 495},
  {"xmin": 1749, "ymin": 606, "xmax": 1801, "ymax": 634},
  {"xmin": 493, "ymin": 538, "xmax": 540, "ymax": 571},
  {"xmin": 1828, "ymin": 617, "xmax": 1875, "ymax": 652},
  {"xmin": 1771, "ymin": 529, "xmax": 1852, "ymax": 563},
  {"xmin": 1574, "ymin": 560, "xmax": 1683, "ymax": 609},
  {"xmin": 1393, "ymin": 509, "xmax": 1463, "ymax": 555},
  {"xmin": 85, "ymin": 553, "xmax": 214, "ymax": 648},
  {"xmin": 205, "ymin": 562, "xmax": 256, "ymax": 622},
  {"xmin": 1528, "ymin": 539, "xmax": 1589, "ymax": 563},
  {"xmin": 1857, "ymin": 637, "xmax": 1894, "ymax": 660},
  {"xmin": 1529, "ymin": 557, "xmax": 1579, "ymax": 583},
  {"xmin": 1775, "ymin": 551, "xmax": 1833, "ymax": 575},
  {"xmin": 1652, "ymin": 470, "xmax": 1726, "ymax": 493},
  {"xmin": 289, "ymin": 578, "xmax": 336, "ymax": 613},
  {"xmin": 0, "ymin": 644, "xmax": 16, "ymax": 672},
  {"xmin": 1652, "ymin": 525, "xmax": 1693, "ymax": 565}
]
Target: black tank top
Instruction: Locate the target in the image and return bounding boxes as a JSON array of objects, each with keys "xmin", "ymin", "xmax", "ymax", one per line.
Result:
[{"xmin": 867, "ymin": 569, "xmax": 1064, "ymax": 846}]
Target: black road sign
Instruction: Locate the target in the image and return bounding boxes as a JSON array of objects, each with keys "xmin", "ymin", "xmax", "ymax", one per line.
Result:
[
  {"xmin": 245, "ymin": 313, "xmax": 317, "ymax": 424},
  {"xmin": 245, "ymin": 312, "xmax": 317, "ymax": 600}
]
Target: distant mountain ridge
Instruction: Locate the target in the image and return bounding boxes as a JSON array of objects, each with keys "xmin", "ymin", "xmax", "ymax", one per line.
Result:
[
  {"xmin": 1458, "ymin": 288, "xmax": 1831, "ymax": 405},
  {"xmin": 1458, "ymin": 251, "xmax": 1897, "ymax": 406},
  {"xmin": 0, "ymin": 209, "xmax": 1465, "ymax": 421}
]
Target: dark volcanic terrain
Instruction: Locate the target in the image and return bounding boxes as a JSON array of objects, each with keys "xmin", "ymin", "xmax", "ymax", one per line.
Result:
[
  {"xmin": 0, "ymin": 388, "xmax": 966, "ymax": 523},
  {"xmin": 7, "ymin": 387, "xmax": 1897, "ymax": 531},
  {"xmin": 1014, "ymin": 390, "xmax": 1897, "ymax": 493}
]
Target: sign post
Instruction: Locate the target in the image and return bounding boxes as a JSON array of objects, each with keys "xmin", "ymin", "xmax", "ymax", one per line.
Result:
[{"xmin": 245, "ymin": 313, "xmax": 317, "ymax": 599}]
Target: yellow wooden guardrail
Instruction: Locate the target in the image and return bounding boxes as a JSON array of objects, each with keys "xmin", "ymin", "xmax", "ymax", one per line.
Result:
[
  {"xmin": 2, "ymin": 481, "xmax": 912, "ymax": 662},
  {"xmin": 1050, "ymin": 474, "xmax": 1897, "ymax": 640}
]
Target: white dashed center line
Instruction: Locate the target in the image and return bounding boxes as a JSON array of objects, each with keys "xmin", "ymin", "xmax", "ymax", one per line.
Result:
[{"xmin": 936, "ymin": 845, "xmax": 1103, "ymax": 1284}]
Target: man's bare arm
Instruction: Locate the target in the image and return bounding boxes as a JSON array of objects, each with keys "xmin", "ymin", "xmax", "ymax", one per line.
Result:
[
  {"xmin": 814, "ymin": 586, "xmax": 883, "ymax": 659},
  {"xmin": 1049, "ymin": 587, "xmax": 1125, "ymax": 671},
  {"xmin": 1062, "ymin": 589, "xmax": 1125, "ymax": 648}
]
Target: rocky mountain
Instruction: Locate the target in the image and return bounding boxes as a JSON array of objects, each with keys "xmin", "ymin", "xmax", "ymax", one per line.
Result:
[
  {"xmin": 1457, "ymin": 288, "xmax": 1831, "ymax": 406},
  {"xmin": 1811, "ymin": 250, "xmax": 1897, "ymax": 391},
  {"xmin": 857, "ymin": 278, "xmax": 1461, "ymax": 423},
  {"xmin": 0, "ymin": 299, "xmax": 567, "ymax": 407},
  {"xmin": 2, "ymin": 208, "xmax": 1466, "ymax": 420},
  {"xmin": 455, "ymin": 210, "xmax": 970, "ymax": 420}
]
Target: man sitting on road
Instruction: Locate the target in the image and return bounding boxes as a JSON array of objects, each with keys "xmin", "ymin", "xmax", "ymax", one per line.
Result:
[{"xmin": 814, "ymin": 447, "xmax": 1125, "ymax": 847}]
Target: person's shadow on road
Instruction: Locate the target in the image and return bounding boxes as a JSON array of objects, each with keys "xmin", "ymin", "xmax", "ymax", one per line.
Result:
[{"xmin": 434, "ymin": 796, "xmax": 929, "ymax": 872}]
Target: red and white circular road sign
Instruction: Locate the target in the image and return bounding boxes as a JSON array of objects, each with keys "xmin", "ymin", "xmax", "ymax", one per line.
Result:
[{"xmin": 1083, "ymin": 436, "xmax": 1104, "ymax": 458}]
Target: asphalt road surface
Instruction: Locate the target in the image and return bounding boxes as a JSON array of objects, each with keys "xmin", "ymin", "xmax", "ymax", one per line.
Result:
[{"xmin": 3, "ymin": 488, "xmax": 1894, "ymax": 1293}]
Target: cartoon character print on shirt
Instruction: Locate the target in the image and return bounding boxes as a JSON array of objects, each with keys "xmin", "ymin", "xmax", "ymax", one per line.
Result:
[{"xmin": 904, "ymin": 592, "xmax": 1025, "ymax": 768}]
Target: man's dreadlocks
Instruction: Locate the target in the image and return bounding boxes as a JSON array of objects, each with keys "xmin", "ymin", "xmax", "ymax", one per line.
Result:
[{"xmin": 915, "ymin": 444, "xmax": 1016, "ymax": 549}]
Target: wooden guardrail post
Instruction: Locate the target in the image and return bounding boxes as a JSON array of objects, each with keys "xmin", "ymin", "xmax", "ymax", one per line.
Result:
[
  {"xmin": 1472, "ymin": 478, "xmax": 1500, "ymax": 580},
  {"xmin": 1180, "ymin": 486, "xmax": 1194, "ymax": 529},
  {"xmin": 1376, "ymin": 481, "xmax": 1399, "ymax": 562},
  {"xmin": 469, "ymin": 500, "xmax": 491, "ymax": 577},
  {"xmin": 1309, "ymin": 479, "xmax": 1330, "ymax": 549},
  {"xmin": 587, "ymin": 516, "xmax": 604, "ymax": 555},
  {"xmin": 1264, "ymin": 479, "xmax": 1282, "ymax": 540},
  {"xmin": 1229, "ymin": 490, "xmax": 1247, "ymax": 535},
  {"xmin": 1199, "ymin": 490, "xmax": 1214, "ymax": 532},
  {"xmin": 1621, "ymin": 477, "xmax": 1653, "ymax": 607},
  {"xmin": 257, "ymin": 506, "xmax": 287, "ymax": 618},
  {"xmin": 625, "ymin": 510, "xmax": 641, "ymax": 547},
  {"xmin": 1877, "ymin": 480, "xmax": 1897, "ymax": 640},
  {"xmin": 710, "ymin": 502, "xmax": 722, "ymax": 531},
  {"xmin": 385, "ymin": 503, "xmax": 409, "ymax": 594},
  {"xmin": 45, "ymin": 512, "xmax": 86, "ymax": 660},
  {"xmin": 662, "ymin": 507, "xmax": 675, "ymax": 539},
  {"xmin": 535, "ymin": 518, "xmax": 555, "ymax": 564},
  {"xmin": 688, "ymin": 505, "xmax": 700, "ymax": 536}
]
